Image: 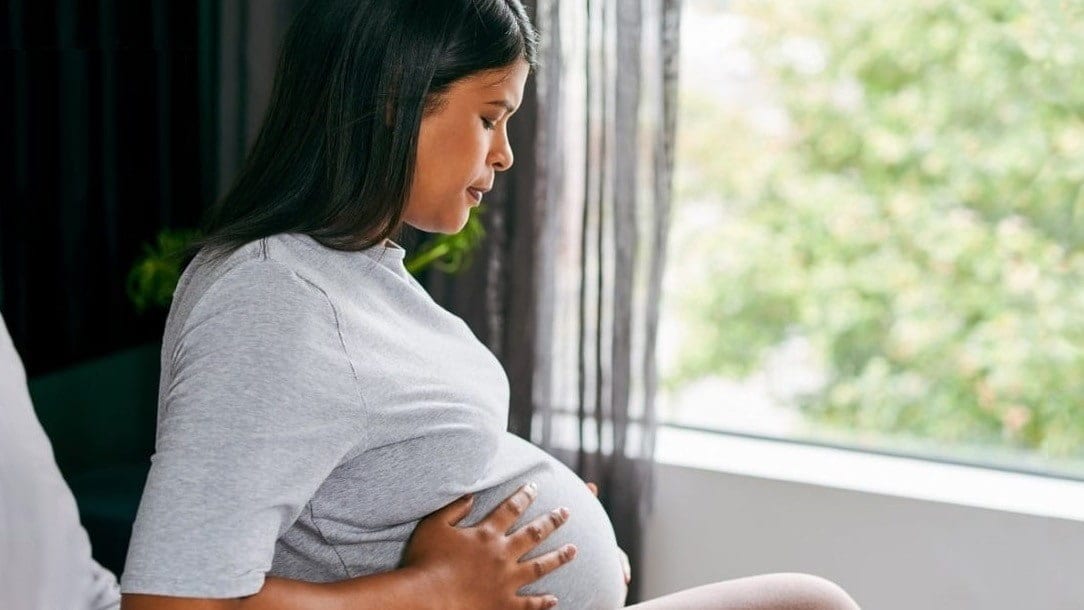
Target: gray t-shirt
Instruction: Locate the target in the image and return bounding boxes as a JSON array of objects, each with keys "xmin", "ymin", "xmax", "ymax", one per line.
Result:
[
  {"xmin": 0, "ymin": 313, "xmax": 121, "ymax": 610},
  {"xmin": 120, "ymin": 232, "xmax": 626, "ymax": 608}
]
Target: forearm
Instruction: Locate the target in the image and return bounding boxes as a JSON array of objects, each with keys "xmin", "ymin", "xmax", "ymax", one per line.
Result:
[
  {"xmin": 122, "ymin": 566, "xmax": 439, "ymax": 610},
  {"xmin": 249, "ymin": 566, "xmax": 438, "ymax": 610}
]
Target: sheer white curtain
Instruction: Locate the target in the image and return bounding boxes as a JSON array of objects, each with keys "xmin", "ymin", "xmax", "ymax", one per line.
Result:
[
  {"xmin": 532, "ymin": 0, "xmax": 682, "ymax": 603},
  {"xmin": 422, "ymin": 1, "xmax": 682, "ymax": 604}
]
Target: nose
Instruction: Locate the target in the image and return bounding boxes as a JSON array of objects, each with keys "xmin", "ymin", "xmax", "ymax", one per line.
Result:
[{"xmin": 490, "ymin": 130, "xmax": 514, "ymax": 172}]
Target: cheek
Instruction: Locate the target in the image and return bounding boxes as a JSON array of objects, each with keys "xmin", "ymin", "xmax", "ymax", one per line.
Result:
[{"xmin": 413, "ymin": 117, "xmax": 488, "ymax": 201}]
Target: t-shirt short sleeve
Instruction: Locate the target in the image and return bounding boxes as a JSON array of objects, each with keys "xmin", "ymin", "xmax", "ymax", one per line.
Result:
[{"xmin": 120, "ymin": 258, "xmax": 370, "ymax": 598}]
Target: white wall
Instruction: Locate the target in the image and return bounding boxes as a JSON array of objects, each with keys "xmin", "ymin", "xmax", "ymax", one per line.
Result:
[{"xmin": 640, "ymin": 462, "xmax": 1084, "ymax": 610}]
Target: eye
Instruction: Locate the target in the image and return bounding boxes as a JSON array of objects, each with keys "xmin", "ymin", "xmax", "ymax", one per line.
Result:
[{"xmin": 481, "ymin": 116, "xmax": 497, "ymax": 131}]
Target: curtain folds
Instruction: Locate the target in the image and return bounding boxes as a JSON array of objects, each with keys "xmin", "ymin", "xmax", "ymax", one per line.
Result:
[
  {"xmin": 424, "ymin": 0, "xmax": 682, "ymax": 604},
  {"xmin": 1, "ymin": 0, "xmax": 299, "ymax": 376},
  {"xmin": 1, "ymin": 0, "xmax": 208, "ymax": 376}
]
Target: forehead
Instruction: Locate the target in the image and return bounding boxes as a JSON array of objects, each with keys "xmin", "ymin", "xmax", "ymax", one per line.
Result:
[{"xmin": 455, "ymin": 62, "xmax": 528, "ymax": 104}]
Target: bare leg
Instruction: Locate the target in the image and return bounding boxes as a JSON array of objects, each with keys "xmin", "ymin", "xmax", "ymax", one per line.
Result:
[{"xmin": 625, "ymin": 572, "xmax": 861, "ymax": 610}]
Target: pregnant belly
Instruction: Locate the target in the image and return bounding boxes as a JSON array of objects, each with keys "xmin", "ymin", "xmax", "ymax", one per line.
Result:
[
  {"xmin": 461, "ymin": 434, "xmax": 628, "ymax": 610},
  {"xmin": 270, "ymin": 433, "xmax": 627, "ymax": 608}
]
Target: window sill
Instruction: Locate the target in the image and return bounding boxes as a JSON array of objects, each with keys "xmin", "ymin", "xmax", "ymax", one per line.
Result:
[{"xmin": 653, "ymin": 424, "xmax": 1084, "ymax": 523}]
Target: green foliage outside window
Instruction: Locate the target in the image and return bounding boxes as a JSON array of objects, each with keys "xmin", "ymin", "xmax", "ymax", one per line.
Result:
[{"xmin": 668, "ymin": 0, "xmax": 1084, "ymax": 458}]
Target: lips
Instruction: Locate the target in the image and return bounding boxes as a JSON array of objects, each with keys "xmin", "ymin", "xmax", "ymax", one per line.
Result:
[{"xmin": 467, "ymin": 187, "xmax": 483, "ymax": 203}]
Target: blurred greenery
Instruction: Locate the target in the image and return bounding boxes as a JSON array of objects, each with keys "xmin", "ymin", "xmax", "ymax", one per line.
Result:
[
  {"xmin": 126, "ymin": 228, "xmax": 204, "ymax": 313},
  {"xmin": 403, "ymin": 206, "xmax": 487, "ymax": 276},
  {"xmin": 668, "ymin": 0, "xmax": 1084, "ymax": 459},
  {"xmin": 126, "ymin": 207, "xmax": 487, "ymax": 313}
]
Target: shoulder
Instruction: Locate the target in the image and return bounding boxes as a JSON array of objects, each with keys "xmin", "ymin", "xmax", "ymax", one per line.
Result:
[
  {"xmin": 167, "ymin": 242, "xmax": 358, "ymax": 393},
  {"xmin": 171, "ymin": 238, "xmax": 344, "ymax": 355},
  {"xmin": 185, "ymin": 236, "xmax": 335, "ymax": 316}
]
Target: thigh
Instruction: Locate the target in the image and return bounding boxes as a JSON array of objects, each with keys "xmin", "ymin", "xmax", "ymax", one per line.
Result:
[{"xmin": 625, "ymin": 572, "xmax": 861, "ymax": 610}]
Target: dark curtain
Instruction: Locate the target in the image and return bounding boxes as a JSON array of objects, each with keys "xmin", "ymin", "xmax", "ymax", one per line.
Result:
[
  {"xmin": 210, "ymin": 0, "xmax": 305, "ymax": 199},
  {"xmin": 424, "ymin": 0, "xmax": 683, "ymax": 604},
  {"xmin": 1, "ymin": 0, "xmax": 211, "ymax": 377},
  {"xmin": 0, "ymin": 0, "xmax": 299, "ymax": 378}
]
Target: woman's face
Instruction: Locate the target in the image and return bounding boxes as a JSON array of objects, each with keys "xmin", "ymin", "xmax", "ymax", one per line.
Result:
[{"xmin": 402, "ymin": 58, "xmax": 529, "ymax": 234}]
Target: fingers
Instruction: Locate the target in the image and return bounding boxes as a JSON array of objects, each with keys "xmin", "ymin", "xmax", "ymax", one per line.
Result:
[
  {"xmin": 586, "ymin": 482, "xmax": 598, "ymax": 497},
  {"xmin": 517, "ymin": 594, "xmax": 560, "ymax": 610},
  {"xmin": 515, "ymin": 543, "xmax": 578, "ymax": 587},
  {"xmin": 433, "ymin": 493, "xmax": 475, "ymax": 526},
  {"xmin": 508, "ymin": 505, "xmax": 570, "ymax": 559},
  {"xmin": 481, "ymin": 482, "xmax": 538, "ymax": 534}
]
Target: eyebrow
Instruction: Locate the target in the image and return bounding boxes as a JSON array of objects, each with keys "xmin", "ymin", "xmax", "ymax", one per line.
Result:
[{"xmin": 485, "ymin": 100, "xmax": 518, "ymax": 114}]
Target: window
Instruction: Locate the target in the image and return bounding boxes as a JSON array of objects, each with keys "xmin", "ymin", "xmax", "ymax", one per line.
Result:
[{"xmin": 659, "ymin": 0, "xmax": 1084, "ymax": 480}]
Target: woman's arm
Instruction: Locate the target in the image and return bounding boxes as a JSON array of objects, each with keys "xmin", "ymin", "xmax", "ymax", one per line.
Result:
[
  {"xmin": 256, "ymin": 567, "xmax": 441, "ymax": 610},
  {"xmin": 122, "ymin": 568, "xmax": 435, "ymax": 610},
  {"xmin": 122, "ymin": 483, "xmax": 573, "ymax": 610}
]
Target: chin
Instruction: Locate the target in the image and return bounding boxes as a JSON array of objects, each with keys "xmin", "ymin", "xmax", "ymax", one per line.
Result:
[
  {"xmin": 417, "ymin": 224, "xmax": 465, "ymax": 236},
  {"xmin": 442, "ymin": 211, "xmax": 471, "ymax": 235},
  {"xmin": 403, "ymin": 206, "xmax": 470, "ymax": 235},
  {"xmin": 404, "ymin": 219, "xmax": 460, "ymax": 235}
]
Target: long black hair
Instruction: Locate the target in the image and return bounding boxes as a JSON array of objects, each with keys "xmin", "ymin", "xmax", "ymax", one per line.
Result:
[{"xmin": 189, "ymin": 0, "xmax": 539, "ymax": 265}]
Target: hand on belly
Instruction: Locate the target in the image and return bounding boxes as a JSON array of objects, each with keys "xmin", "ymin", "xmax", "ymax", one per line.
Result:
[{"xmin": 460, "ymin": 437, "xmax": 628, "ymax": 609}]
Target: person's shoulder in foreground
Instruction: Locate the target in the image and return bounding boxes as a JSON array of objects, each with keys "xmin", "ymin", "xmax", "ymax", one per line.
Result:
[{"xmin": 0, "ymin": 312, "xmax": 122, "ymax": 610}]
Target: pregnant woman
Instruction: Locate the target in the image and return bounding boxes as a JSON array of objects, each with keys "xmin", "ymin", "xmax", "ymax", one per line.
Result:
[{"xmin": 121, "ymin": 1, "xmax": 860, "ymax": 609}]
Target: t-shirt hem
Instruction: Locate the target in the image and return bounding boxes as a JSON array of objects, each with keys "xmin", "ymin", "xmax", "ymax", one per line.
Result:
[{"xmin": 119, "ymin": 572, "xmax": 265, "ymax": 599}]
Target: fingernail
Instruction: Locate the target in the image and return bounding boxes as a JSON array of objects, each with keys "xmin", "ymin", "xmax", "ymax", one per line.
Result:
[
  {"xmin": 526, "ymin": 481, "xmax": 538, "ymax": 493},
  {"xmin": 545, "ymin": 596, "xmax": 559, "ymax": 608}
]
